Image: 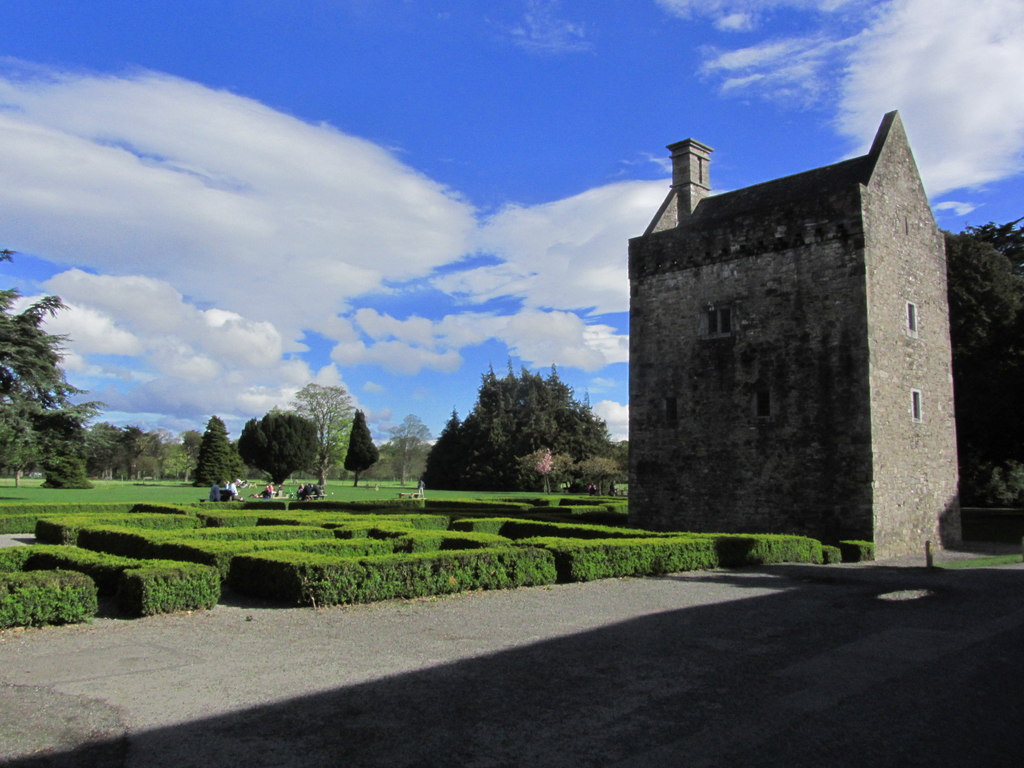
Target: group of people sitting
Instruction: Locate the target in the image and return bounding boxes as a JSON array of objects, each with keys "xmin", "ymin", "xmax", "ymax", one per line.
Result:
[
  {"xmin": 208, "ymin": 479, "xmax": 324, "ymax": 502},
  {"xmin": 295, "ymin": 483, "xmax": 324, "ymax": 501},
  {"xmin": 208, "ymin": 479, "xmax": 243, "ymax": 502}
]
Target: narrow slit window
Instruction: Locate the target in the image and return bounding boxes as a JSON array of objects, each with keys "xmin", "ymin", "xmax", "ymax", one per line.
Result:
[
  {"xmin": 754, "ymin": 389, "xmax": 771, "ymax": 419},
  {"xmin": 906, "ymin": 302, "xmax": 918, "ymax": 337},
  {"xmin": 911, "ymin": 390, "xmax": 923, "ymax": 422}
]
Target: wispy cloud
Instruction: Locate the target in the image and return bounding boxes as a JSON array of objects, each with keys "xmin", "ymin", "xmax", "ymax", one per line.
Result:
[
  {"xmin": 507, "ymin": 0, "xmax": 591, "ymax": 54},
  {"xmin": 655, "ymin": 0, "xmax": 860, "ymax": 30}
]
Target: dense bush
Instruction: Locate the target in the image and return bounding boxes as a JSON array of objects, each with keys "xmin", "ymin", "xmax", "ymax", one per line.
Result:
[
  {"xmin": 822, "ymin": 545, "xmax": 842, "ymax": 564},
  {"xmin": 117, "ymin": 562, "xmax": 220, "ymax": 617},
  {"xmin": 391, "ymin": 530, "xmax": 513, "ymax": 553},
  {"xmin": 0, "ymin": 570, "xmax": 97, "ymax": 628},
  {"xmin": 24, "ymin": 545, "xmax": 151, "ymax": 594},
  {"xmin": 0, "ymin": 546, "xmax": 37, "ymax": 573},
  {"xmin": 839, "ymin": 540, "xmax": 875, "ymax": 562},
  {"xmin": 520, "ymin": 536, "xmax": 719, "ymax": 582},
  {"xmin": 450, "ymin": 517, "xmax": 664, "ymax": 540},
  {"xmin": 144, "ymin": 537, "xmax": 395, "ymax": 579},
  {"xmin": 229, "ymin": 546, "xmax": 557, "ymax": 606},
  {"xmin": 707, "ymin": 534, "xmax": 824, "ymax": 567},
  {"xmin": 0, "ymin": 503, "xmax": 137, "ymax": 534},
  {"xmin": 36, "ymin": 512, "xmax": 201, "ymax": 545},
  {"xmin": 290, "ymin": 499, "xmax": 425, "ymax": 512}
]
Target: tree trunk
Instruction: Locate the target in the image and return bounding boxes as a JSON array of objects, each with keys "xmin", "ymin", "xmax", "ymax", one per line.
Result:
[
  {"xmin": 14, "ymin": 469, "xmax": 21, "ymax": 488},
  {"xmin": 352, "ymin": 471, "xmax": 360, "ymax": 487}
]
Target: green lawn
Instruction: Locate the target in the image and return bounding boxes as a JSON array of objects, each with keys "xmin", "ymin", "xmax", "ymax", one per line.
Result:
[
  {"xmin": 0, "ymin": 478, "xmax": 579, "ymax": 505},
  {"xmin": 936, "ymin": 554, "xmax": 1023, "ymax": 569}
]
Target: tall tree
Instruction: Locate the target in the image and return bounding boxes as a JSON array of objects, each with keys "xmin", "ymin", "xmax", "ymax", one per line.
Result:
[
  {"xmin": 344, "ymin": 410, "xmax": 378, "ymax": 487},
  {"xmin": 422, "ymin": 409, "xmax": 463, "ymax": 490},
  {"xmin": 425, "ymin": 366, "xmax": 611, "ymax": 491},
  {"xmin": 386, "ymin": 414, "xmax": 432, "ymax": 485},
  {"xmin": 945, "ymin": 219, "xmax": 1024, "ymax": 504},
  {"xmin": 1, "ymin": 250, "xmax": 97, "ymax": 488},
  {"xmin": 193, "ymin": 416, "xmax": 243, "ymax": 487},
  {"xmin": 292, "ymin": 383, "xmax": 355, "ymax": 487},
  {"xmin": 237, "ymin": 411, "xmax": 317, "ymax": 486}
]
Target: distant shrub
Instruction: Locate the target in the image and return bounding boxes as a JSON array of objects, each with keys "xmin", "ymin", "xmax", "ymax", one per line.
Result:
[
  {"xmin": 0, "ymin": 570, "xmax": 97, "ymax": 628},
  {"xmin": 839, "ymin": 540, "xmax": 875, "ymax": 562}
]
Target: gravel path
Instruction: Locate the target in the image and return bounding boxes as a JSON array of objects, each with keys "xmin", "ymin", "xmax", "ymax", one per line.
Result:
[{"xmin": 2, "ymin": 536, "xmax": 1023, "ymax": 766}]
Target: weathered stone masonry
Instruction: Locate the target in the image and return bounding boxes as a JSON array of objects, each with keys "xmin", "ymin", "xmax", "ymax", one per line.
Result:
[{"xmin": 628, "ymin": 112, "xmax": 960, "ymax": 558}]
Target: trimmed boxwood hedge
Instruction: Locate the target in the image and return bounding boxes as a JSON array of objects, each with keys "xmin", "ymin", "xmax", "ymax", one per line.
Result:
[
  {"xmin": 0, "ymin": 503, "xmax": 138, "ymax": 534},
  {"xmin": 36, "ymin": 513, "xmax": 202, "ymax": 546},
  {"xmin": 116, "ymin": 562, "xmax": 220, "ymax": 617},
  {"xmin": 23, "ymin": 545, "xmax": 153, "ymax": 595},
  {"xmin": 705, "ymin": 534, "xmax": 824, "ymax": 567},
  {"xmin": 391, "ymin": 530, "xmax": 513, "ymax": 553},
  {"xmin": 143, "ymin": 537, "xmax": 394, "ymax": 579},
  {"xmin": 423, "ymin": 499, "xmax": 532, "ymax": 512},
  {"xmin": 0, "ymin": 569, "xmax": 98, "ymax": 628},
  {"xmin": 822, "ymin": 545, "xmax": 842, "ymax": 564},
  {"xmin": 77, "ymin": 524, "xmax": 337, "ymax": 559},
  {"xmin": 519, "ymin": 536, "xmax": 719, "ymax": 582},
  {"xmin": 839, "ymin": 540, "xmax": 875, "ymax": 562},
  {"xmin": 289, "ymin": 499, "xmax": 425, "ymax": 512},
  {"xmin": 229, "ymin": 546, "xmax": 557, "ymax": 606},
  {"xmin": 450, "ymin": 517, "xmax": 664, "ymax": 540}
]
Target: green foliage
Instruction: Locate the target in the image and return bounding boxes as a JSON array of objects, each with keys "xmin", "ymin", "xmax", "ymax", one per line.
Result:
[
  {"xmin": 0, "ymin": 546, "xmax": 35, "ymax": 572},
  {"xmin": 193, "ymin": 416, "xmax": 243, "ymax": 487},
  {"xmin": 291, "ymin": 382, "xmax": 355, "ymax": 487},
  {"xmin": 520, "ymin": 536, "xmax": 718, "ymax": 582},
  {"xmin": 449, "ymin": 517, "xmax": 665, "ymax": 540},
  {"xmin": 238, "ymin": 411, "xmax": 318, "ymax": 486},
  {"xmin": 821, "ymin": 545, "xmax": 842, "ymax": 564},
  {"xmin": 706, "ymin": 534, "xmax": 824, "ymax": 567},
  {"xmin": 381, "ymin": 414, "xmax": 432, "ymax": 485},
  {"xmin": 145, "ymin": 537, "xmax": 393, "ymax": 580},
  {"xmin": 40, "ymin": 453, "xmax": 93, "ymax": 489},
  {"xmin": 35, "ymin": 512, "xmax": 200, "ymax": 546},
  {"xmin": 0, "ymin": 569, "xmax": 97, "ymax": 628},
  {"xmin": 116, "ymin": 562, "xmax": 220, "ymax": 617},
  {"xmin": 945, "ymin": 221, "xmax": 1024, "ymax": 504},
  {"xmin": 228, "ymin": 546, "xmax": 557, "ymax": 606},
  {"xmin": 424, "ymin": 367, "xmax": 612, "ymax": 491},
  {"xmin": 391, "ymin": 530, "xmax": 513, "ymax": 553},
  {"xmin": 839, "ymin": 540, "xmax": 875, "ymax": 562},
  {"xmin": 344, "ymin": 410, "xmax": 379, "ymax": 486},
  {"xmin": 23, "ymin": 545, "xmax": 150, "ymax": 594}
]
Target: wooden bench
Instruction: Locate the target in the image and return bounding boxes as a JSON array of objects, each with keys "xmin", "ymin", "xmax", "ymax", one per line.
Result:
[{"xmin": 397, "ymin": 492, "xmax": 424, "ymax": 500}]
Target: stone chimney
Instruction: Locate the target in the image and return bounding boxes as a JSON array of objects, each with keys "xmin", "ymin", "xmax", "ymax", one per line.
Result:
[{"xmin": 668, "ymin": 138, "xmax": 713, "ymax": 218}]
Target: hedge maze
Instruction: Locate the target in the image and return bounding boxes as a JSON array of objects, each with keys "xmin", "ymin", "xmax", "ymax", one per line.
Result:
[{"xmin": 0, "ymin": 498, "xmax": 873, "ymax": 629}]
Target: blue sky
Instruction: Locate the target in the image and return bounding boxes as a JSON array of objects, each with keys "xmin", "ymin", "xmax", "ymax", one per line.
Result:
[{"xmin": 2, "ymin": 0, "xmax": 1022, "ymax": 443}]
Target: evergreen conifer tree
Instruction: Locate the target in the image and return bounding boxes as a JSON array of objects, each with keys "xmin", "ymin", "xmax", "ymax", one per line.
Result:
[
  {"xmin": 193, "ymin": 416, "xmax": 242, "ymax": 487},
  {"xmin": 343, "ymin": 410, "xmax": 378, "ymax": 486},
  {"xmin": 238, "ymin": 411, "xmax": 317, "ymax": 485}
]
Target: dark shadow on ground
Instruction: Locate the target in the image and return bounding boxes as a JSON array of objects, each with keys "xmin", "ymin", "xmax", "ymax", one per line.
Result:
[{"xmin": 5, "ymin": 565, "xmax": 1024, "ymax": 768}]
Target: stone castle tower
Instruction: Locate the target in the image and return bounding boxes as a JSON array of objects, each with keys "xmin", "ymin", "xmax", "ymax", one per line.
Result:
[{"xmin": 627, "ymin": 112, "xmax": 960, "ymax": 558}]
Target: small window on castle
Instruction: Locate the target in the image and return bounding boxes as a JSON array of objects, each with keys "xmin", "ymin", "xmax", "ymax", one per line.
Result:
[
  {"xmin": 664, "ymin": 396, "xmax": 678, "ymax": 425},
  {"xmin": 703, "ymin": 305, "xmax": 733, "ymax": 338},
  {"xmin": 911, "ymin": 390, "xmax": 923, "ymax": 422},
  {"xmin": 906, "ymin": 302, "xmax": 918, "ymax": 337},
  {"xmin": 754, "ymin": 389, "xmax": 771, "ymax": 419}
]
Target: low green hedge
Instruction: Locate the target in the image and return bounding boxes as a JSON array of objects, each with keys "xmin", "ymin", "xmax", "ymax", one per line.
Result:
[
  {"xmin": 392, "ymin": 530, "xmax": 513, "ymax": 553},
  {"xmin": 0, "ymin": 503, "xmax": 138, "ymax": 534},
  {"xmin": 240, "ymin": 500, "xmax": 289, "ymax": 510},
  {"xmin": 0, "ymin": 569, "xmax": 98, "ymax": 628},
  {"xmin": 706, "ymin": 534, "xmax": 824, "ymax": 567},
  {"xmin": 557, "ymin": 497, "xmax": 621, "ymax": 507},
  {"xmin": 128, "ymin": 503, "xmax": 201, "ymax": 515},
  {"xmin": 143, "ymin": 537, "xmax": 393, "ymax": 579},
  {"xmin": 289, "ymin": 499, "xmax": 425, "ymax": 512},
  {"xmin": 23, "ymin": 545, "xmax": 152, "ymax": 595},
  {"xmin": 518, "ymin": 536, "xmax": 719, "ymax": 582},
  {"xmin": 839, "ymin": 540, "xmax": 875, "ymax": 562},
  {"xmin": 35, "ymin": 513, "xmax": 201, "ymax": 545},
  {"xmin": 449, "ymin": 517, "xmax": 662, "ymax": 540},
  {"xmin": 423, "ymin": 499, "xmax": 533, "ymax": 511},
  {"xmin": 0, "ymin": 547, "xmax": 36, "ymax": 573},
  {"xmin": 117, "ymin": 562, "xmax": 220, "ymax": 617},
  {"xmin": 77, "ymin": 524, "xmax": 337, "ymax": 559},
  {"xmin": 822, "ymin": 545, "xmax": 842, "ymax": 564},
  {"xmin": 196, "ymin": 510, "xmax": 263, "ymax": 527},
  {"xmin": 229, "ymin": 546, "xmax": 557, "ymax": 606}
]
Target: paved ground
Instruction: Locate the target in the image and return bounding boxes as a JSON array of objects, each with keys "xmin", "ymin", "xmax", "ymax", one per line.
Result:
[{"xmin": 1, "ymin": 534, "xmax": 1023, "ymax": 767}]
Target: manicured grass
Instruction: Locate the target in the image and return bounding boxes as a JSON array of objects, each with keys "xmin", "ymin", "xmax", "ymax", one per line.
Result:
[
  {"xmin": 936, "ymin": 554, "xmax": 1023, "ymax": 569},
  {"xmin": 0, "ymin": 479, "xmax": 587, "ymax": 506}
]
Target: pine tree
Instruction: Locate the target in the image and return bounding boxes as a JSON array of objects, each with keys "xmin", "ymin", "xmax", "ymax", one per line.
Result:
[
  {"xmin": 193, "ymin": 416, "xmax": 242, "ymax": 487},
  {"xmin": 344, "ymin": 410, "xmax": 378, "ymax": 486}
]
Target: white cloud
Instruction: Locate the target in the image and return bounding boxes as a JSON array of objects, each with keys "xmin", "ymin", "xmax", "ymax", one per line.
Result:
[
  {"xmin": 593, "ymin": 399, "xmax": 628, "ymax": 442},
  {"xmin": 656, "ymin": 0, "xmax": 858, "ymax": 28},
  {"xmin": 934, "ymin": 201, "xmax": 978, "ymax": 217},
  {"xmin": 439, "ymin": 179, "xmax": 665, "ymax": 315},
  {"xmin": 507, "ymin": 0, "xmax": 591, "ymax": 54},
  {"xmin": 837, "ymin": 0, "xmax": 1024, "ymax": 195},
  {"xmin": 0, "ymin": 66, "xmax": 475, "ymax": 341}
]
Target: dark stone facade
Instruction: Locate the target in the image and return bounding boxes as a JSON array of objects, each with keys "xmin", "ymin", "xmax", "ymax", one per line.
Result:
[{"xmin": 628, "ymin": 113, "xmax": 960, "ymax": 557}]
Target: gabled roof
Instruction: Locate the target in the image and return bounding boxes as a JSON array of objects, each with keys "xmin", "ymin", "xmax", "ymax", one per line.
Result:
[{"xmin": 680, "ymin": 111, "xmax": 902, "ymax": 229}]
